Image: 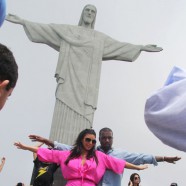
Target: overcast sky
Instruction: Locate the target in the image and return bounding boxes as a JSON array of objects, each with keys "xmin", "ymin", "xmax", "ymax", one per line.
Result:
[{"xmin": 0, "ymin": 0, "xmax": 186, "ymax": 185}]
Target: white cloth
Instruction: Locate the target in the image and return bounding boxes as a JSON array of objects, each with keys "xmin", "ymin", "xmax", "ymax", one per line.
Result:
[{"xmin": 145, "ymin": 66, "xmax": 186, "ymax": 152}]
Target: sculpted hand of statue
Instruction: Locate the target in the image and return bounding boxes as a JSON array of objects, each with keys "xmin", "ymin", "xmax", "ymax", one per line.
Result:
[
  {"xmin": 141, "ymin": 44, "xmax": 163, "ymax": 52},
  {"xmin": 6, "ymin": 14, "xmax": 24, "ymax": 25}
]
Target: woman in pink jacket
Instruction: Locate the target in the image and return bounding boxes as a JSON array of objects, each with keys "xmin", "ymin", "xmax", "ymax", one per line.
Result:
[{"xmin": 14, "ymin": 129, "xmax": 148, "ymax": 186}]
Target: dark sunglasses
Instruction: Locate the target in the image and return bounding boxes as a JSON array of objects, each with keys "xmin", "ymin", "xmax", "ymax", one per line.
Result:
[
  {"xmin": 134, "ymin": 176, "xmax": 140, "ymax": 180},
  {"xmin": 85, "ymin": 138, "xmax": 96, "ymax": 144}
]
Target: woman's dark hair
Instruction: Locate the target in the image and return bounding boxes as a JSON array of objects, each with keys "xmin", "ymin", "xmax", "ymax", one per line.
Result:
[
  {"xmin": 65, "ymin": 129, "xmax": 98, "ymax": 165},
  {"xmin": 128, "ymin": 173, "xmax": 140, "ymax": 186}
]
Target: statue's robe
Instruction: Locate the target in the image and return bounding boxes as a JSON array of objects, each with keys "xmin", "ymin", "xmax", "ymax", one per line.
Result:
[{"xmin": 23, "ymin": 21, "xmax": 142, "ymax": 144}]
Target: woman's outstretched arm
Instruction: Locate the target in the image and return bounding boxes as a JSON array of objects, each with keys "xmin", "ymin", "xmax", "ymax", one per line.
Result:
[{"xmin": 14, "ymin": 142, "xmax": 38, "ymax": 153}]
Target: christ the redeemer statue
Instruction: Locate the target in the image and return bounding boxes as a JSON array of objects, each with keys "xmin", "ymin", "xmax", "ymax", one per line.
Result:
[{"xmin": 6, "ymin": 4, "xmax": 162, "ymax": 145}]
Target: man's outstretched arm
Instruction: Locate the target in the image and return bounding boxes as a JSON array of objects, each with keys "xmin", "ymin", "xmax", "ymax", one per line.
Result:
[
  {"xmin": 119, "ymin": 150, "xmax": 181, "ymax": 166},
  {"xmin": 29, "ymin": 135, "xmax": 72, "ymax": 150},
  {"xmin": 29, "ymin": 135, "xmax": 54, "ymax": 148}
]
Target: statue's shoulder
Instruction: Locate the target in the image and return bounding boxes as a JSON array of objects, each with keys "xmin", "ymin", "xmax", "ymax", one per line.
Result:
[
  {"xmin": 49, "ymin": 24, "xmax": 78, "ymax": 33},
  {"xmin": 50, "ymin": 23, "xmax": 70, "ymax": 28},
  {"xmin": 94, "ymin": 30, "xmax": 109, "ymax": 40},
  {"xmin": 53, "ymin": 24, "xmax": 86, "ymax": 32}
]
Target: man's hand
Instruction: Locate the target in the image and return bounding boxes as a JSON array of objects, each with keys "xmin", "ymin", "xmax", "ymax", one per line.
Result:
[
  {"xmin": 164, "ymin": 156, "xmax": 181, "ymax": 164},
  {"xmin": 29, "ymin": 135, "xmax": 46, "ymax": 143},
  {"xmin": 29, "ymin": 135, "xmax": 54, "ymax": 148}
]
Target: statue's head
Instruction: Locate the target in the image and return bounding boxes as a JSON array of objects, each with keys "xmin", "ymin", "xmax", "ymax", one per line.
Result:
[{"xmin": 78, "ymin": 4, "xmax": 97, "ymax": 29}]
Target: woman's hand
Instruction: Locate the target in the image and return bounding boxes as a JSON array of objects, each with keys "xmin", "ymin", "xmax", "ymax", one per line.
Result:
[
  {"xmin": 128, "ymin": 180, "xmax": 133, "ymax": 186},
  {"xmin": 14, "ymin": 142, "xmax": 27, "ymax": 150},
  {"xmin": 138, "ymin": 164, "xmax": 148, "ymax": 170}
]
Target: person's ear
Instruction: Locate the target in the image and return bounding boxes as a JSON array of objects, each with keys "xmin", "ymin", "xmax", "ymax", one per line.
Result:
[
  {"xmin": 0, "ymin": 80, "xmax": 9, "ymax": 96},
  {"xmin": 0, "ymin": 80, "xmax": 9, "ymax": 90}
]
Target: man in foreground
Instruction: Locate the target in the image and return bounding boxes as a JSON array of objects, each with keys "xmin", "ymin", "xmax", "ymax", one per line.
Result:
[{"xmin": 0, "ymin": 43, "xmax": 18, "ymax": 110}]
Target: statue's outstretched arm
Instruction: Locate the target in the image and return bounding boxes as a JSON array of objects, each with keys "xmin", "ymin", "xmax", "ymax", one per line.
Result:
[
  {"xmin": 141, "ymin": 44, "xmax": 163, "ymax": 52},
  {"xmin": 5, "ymin": 14, "xmax": 25, "ymax": 25}
]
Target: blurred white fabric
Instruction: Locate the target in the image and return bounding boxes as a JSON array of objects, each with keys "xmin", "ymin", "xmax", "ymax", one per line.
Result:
[{"xmin": 145, "ymin": 66, "xmax": 186, "ymax": 152}]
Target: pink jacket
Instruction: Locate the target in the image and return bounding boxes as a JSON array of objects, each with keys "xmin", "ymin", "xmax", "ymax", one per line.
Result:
[{"xmin": 37, "ymin": 148, "xmax": 126, "ymax": 186}]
